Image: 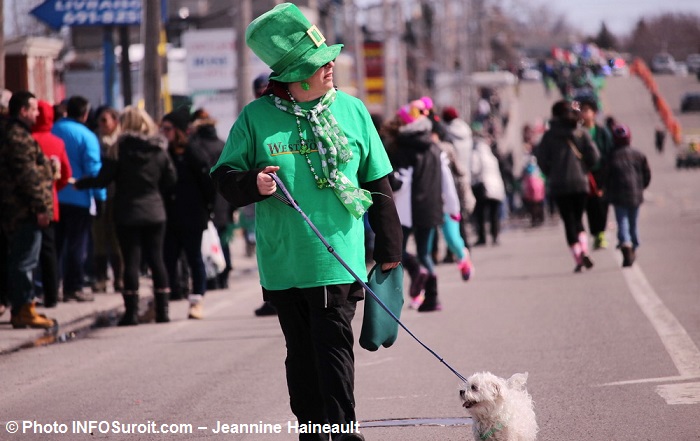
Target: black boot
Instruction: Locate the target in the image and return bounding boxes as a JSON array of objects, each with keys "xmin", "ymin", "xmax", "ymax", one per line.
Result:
[
  {"xmin": 118, "ymin": 292, "xmax": 139, "ymax": 326},
  {"xmin": 418, "ymin": 275, "xmax": 441, "ymax": 312},
  {"xmin": 155, "ymin": 290, "xmax": 170, "ymax": 323},
  {"xmin": 621, "ymin": 245, "xmax": 633, "ymax": 267},
  {"xmin": 217, "ymin": 269, "xmax": 230, "ymax": 289}
]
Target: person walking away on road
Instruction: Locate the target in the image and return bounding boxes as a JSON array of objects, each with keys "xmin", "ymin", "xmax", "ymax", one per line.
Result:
[
  {"xmin": 606, "ymin": 124, "xmax": 651, "ymax": 267},
  {"xmin": 536, "ymin": 100, "xmax": 600, "ymax": 273},
  {"xmin": 211, "ymin": 4, "xmax": 402, "ymax": 439},
  {"xmin": 431, "ymin": 115, "xmax": 474, "ymax": 281},
  {"xmin": 470, "ymin": 124, "xmax": 506, "ymax": 246},
  {"xmin": 91, "ymin": 106, "xmax": 124, "ymax": 294},
  {"xmin": 579, "ymin": 98, "xmax": 613, "ymax": 250},
  {"xmin": 0, "ymin": 91, "xmax": 57, "ymax": 328},
  {"xmin": 442, "ymin": 106, "xmax": 476, "ymax": 257},
  {"xmin": 75, "ymin": 106, "xmax": 177, "ymax": 325},
  {"xmin": 520, "ymin": 124, "xmax": 545, "ymax": 227},
  {"xmin": 31, "ymin": 100, "xmax": 72, "ymax": 308},
  {"xmin": 654, "ymin": 125, "xmax": 666, "ymax": 154},
  {"xmin": 385, "ymin": 99, "xmax": 444, "ymax": 311},
  {"xmin": 161, "ymin": 107, "xmax": 216, "ymax": 320},
  {"xmin": 52, "ymin": 95, "xmax": 106, "ymax": 302},
  {"xmin": 521, "ymin": 157, "xmax": 546, "ymax": 227},
  {"xmin": 189, "ymin": 108, "xmax": 233, "ymax": 290}
]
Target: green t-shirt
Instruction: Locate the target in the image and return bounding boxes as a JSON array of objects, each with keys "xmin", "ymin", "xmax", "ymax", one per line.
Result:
[{"xmin": 213, "ymin": 90, "xmax": 392, "ymax": 290}]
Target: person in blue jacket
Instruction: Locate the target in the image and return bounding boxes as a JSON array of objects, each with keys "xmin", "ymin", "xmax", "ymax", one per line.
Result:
[{"xmin": 52, "ymin": 95, "xmax": 106, "ymax": 302}]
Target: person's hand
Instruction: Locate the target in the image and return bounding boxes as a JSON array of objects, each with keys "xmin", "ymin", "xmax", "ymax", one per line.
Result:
[
  {"xmin": 257, "ymin": 166, "xmax": 280, "ymax": 195},
  {"xmin": 50, "ymin": 156, "xmax": 61, "ymax": 180},
  {"xmin": 94, "ymin": 200, "xmax": 106, "ymax": 218},
  {"xmin": 380, "ymin": 261, "xmax": 400, "ymax": 272},
  {"xmin": 36, "ymin": 212, "xmax": 50, "ymax": 228},
  {"xmin": 72, "ymin": 178, "xmax": 86, "ymax": 190}
]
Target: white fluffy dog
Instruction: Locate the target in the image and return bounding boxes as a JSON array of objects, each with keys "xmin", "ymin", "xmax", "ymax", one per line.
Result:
[{"xmin": 459, "ymin": 372, "xmax": 538, "ymax": 441}]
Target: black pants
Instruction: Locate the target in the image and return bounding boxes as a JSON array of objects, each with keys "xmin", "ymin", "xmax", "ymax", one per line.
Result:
[
  {"xmin": 555, "ymin": 193, "xmax": 588, "ymax": 245},
  {"xmin": 473, "ymin": 197, "xmax": 501, "ymax": 243},
  {"xmin": 164, "ymin": 224, "xmax": 206, "ymax": 296},
  {"xmin": 585, "ymin": 193, "xmax": 608, "ymax": 236},
  {"xmin": 265, "ymin": 283, "xmax": 362, "ymax": 441},
  {"xmin": 55, "ymin": 204, "xmax": 92, "ymax": 293},
  {"xmin": 39, "ymin": 223, "xmax": 59, "ymax": 306},
  {"xmin": 116, "ymin": 223, "xmax": 169, "ymax": 292},
  {"xmin": 524, "ymin": 200, "xmax": 545, "ymax": 226}
]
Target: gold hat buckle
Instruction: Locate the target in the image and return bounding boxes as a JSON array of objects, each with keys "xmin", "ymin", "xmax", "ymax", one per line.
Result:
[{"xmin": 306, "ymin": 25, "xmax": 326, "ymax": 47}]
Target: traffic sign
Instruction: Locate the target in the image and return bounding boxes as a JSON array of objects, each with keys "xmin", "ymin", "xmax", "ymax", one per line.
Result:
[{"xmin": 30, "ymin": 0, "xmax": 166, "ymax": 30}]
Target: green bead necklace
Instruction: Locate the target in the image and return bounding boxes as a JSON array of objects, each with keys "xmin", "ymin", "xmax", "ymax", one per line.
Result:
[{"xmin": 285, "ymin": 89, "xmax": 331, "ymax": 189}]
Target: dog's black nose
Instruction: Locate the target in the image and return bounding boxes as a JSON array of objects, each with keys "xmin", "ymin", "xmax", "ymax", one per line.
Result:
[{"xmin": 459, "ymin": 389, "xmax": 466, "ymax": 400}]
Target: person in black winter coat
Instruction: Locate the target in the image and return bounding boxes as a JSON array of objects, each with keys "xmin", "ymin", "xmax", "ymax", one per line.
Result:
[
  {"xmin": 161, "ymin": 106, "xmax": 216, "ymax": 320},
  {"xmin": 384, "ymin": 100, "xmax": 443, "ymax": 311},
  {"xmin": 76, "ymin": 106, "xmax": 177, "ymax": 325},
  {"xmin": 189, "ymin": 109, "xmax": 233, "ymax": 289},
  {"xmin": 606, "ymin": 124, "xmax": 651, "ymax": 267},
  {"xmin": 536, "ymin": 100, "xmax": 600, "ymax": 272}
]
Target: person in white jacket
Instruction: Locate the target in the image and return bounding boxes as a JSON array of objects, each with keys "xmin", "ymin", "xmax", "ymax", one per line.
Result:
[
  {"xmin": 471, "ymin": 131, "xmax": 506, "ymax": 246},
  {"xmin": 442, "ymin": 107, "xmax": 475, "ymax": 250},
  {"xmin": 433, "ymin": 121, "xmax": 474, "ymax": 281}
]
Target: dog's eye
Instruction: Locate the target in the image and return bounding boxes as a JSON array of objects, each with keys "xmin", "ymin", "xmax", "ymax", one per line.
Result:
[{"xmin": 471, "ymin": 384, "xmax": 478, "ymax": 392}]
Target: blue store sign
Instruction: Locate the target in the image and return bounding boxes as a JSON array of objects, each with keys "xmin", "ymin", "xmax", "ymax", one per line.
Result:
[{"xmin": 31, "ymin": 0, "xmax": 166, "ymax": 30}]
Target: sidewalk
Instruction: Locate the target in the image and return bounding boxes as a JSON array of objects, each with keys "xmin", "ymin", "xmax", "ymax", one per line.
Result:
[{"xmin": 0, "ymin": 234, "xmax": 260, "ymax": 355}]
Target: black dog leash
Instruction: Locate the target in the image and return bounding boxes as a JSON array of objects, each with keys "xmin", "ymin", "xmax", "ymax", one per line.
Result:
[{"xmin": 268, "ymin": 173, "xmax": 468, "ymax": 383}]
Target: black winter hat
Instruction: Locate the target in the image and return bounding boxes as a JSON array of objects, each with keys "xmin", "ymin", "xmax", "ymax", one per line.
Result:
[{"xmin": 162, "ymin": 106, "xmax": 191, "ymax": 133}]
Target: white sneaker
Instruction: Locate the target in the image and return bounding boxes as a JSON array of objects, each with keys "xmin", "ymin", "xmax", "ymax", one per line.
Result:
[{"xmin": 188, "ymin": 294, "xmax": 204, "ymax": 320}]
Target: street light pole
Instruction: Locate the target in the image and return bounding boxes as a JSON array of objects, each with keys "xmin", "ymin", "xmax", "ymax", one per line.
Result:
[{"xmin": 143, "ymin": 0, "xmax": 162, "ymax": 120}]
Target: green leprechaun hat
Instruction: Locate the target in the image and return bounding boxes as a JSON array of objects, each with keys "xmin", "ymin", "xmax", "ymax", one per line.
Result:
[{"xmin": 245, "ymin": 3, "xmax": 343, "ymax": 83}]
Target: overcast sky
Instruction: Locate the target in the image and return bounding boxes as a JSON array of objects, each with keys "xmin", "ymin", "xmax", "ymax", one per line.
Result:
[{"xmin": 543, "ymin": 0, "xmax": 700, "ymax": 36}]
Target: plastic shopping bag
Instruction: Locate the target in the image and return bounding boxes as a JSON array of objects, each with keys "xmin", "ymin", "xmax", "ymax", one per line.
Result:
[{"xmin": 201, "ymin": 221, "xmax": 226, "ymax": 279}]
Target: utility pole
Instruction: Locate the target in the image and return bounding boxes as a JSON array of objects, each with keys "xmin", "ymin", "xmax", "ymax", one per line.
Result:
[
  {"xmin": 143, "ymin": 0, "xmax": 162, "ymax": 120},
  {"xmin": 236, "ymin": 0, "xmax": 252, "ymax": 113},
  {"xmin": 119, "ymin": 26, "xmax": 132, "ymax": 106},
  {"xmin": 0, "ymin": 0, "xmax": 5, "ymax": 91}
]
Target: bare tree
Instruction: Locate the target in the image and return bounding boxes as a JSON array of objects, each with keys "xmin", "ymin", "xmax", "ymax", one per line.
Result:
[{"xmin": 627, "ymin": 13, "xmax": 700, "ymax": 63}]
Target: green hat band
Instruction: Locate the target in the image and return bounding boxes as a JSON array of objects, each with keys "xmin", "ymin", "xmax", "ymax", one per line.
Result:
[{"xmin": 270, "ymin": 25, "xmax": 326, "ymax": 75}]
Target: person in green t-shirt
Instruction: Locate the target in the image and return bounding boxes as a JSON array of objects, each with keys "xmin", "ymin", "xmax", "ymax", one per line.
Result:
[
  {"xmin": 210, "ymin": 4, "xmax": 402, "ymax": 440},
  {"xmin": 579, "ymin": 98, "xmax": 614, "ymax": 250}
]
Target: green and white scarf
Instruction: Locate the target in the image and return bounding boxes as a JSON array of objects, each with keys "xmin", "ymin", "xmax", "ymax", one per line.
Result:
[{"xmin": 272, "ymin": 89, "xmax": 373, "ymax": 219}]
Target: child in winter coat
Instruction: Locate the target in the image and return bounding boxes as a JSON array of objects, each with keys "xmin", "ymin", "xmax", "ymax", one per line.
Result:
[
  {"xmin": 607, "ymin": 124, "xmax": 651, "ymax": 267},
  {"xmin": 521, "ymin": 157, "xmax": 546, "ymax": 227}
]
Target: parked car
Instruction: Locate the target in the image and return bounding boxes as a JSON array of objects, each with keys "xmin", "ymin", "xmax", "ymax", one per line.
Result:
[
  {"xmin": 651, "ymin": 53, "xmax": 677, "ymax": 74},
  {"xmin": 675, "ymin": 62, "xmax": 689, "ymax": 76},
  {"xmin": 681, "ymin": 93, "xmax": 700, "ymax": 113},
  {"xmin": 686, "ymin": 54, "xmax": 700, "ymax": 73}
]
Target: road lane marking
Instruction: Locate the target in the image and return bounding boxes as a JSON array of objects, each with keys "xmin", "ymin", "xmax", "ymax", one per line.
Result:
[
  {"xmin": 600, "ymin": 260, "xmax": 700, "ymax": 404},
  {"xmin": 621, "ymin": 264, "xmax": 700, "ymax": 378},
  {"xmin": 655, "ymin": 382, "xmax": 700, "ymax": 405},
  {"xmin": 601, "ymin": 375, "xmax": 700, "ymax": 387}
]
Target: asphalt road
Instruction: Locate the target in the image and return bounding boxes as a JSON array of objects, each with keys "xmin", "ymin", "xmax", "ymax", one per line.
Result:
[{"xmin": 1, "ymin": 74, "xmax": 699, "ymax": 441}]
